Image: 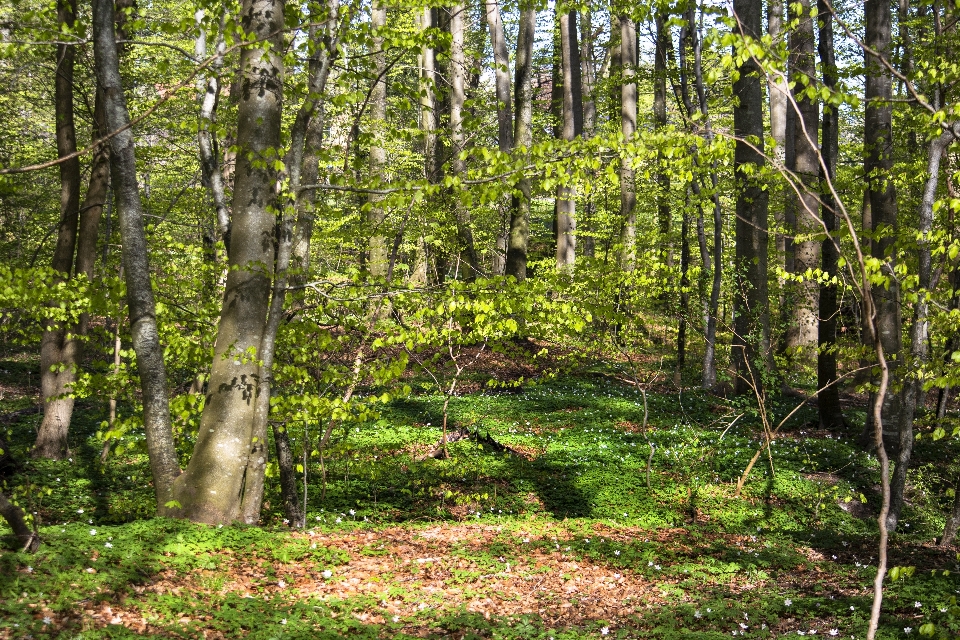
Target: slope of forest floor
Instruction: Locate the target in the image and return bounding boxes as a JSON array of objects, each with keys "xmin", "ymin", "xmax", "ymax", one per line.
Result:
[{"xmin": 1, "ymin": 352, "xmax": 959, "ymax": 639}]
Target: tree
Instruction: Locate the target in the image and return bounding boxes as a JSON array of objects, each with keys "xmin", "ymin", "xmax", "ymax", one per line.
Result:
[
  {"xmin": 784, "ymin": 0, "xmax": 819, "ymax": 357},
  {"xmin": 556, "ymin": 6, "xmax": 582, "ymax": 269},
  {"xmin": 92, "ymin": 0, "xmax": 180, "ymax": 510},
  {"xmin": 505, "ymin": 2, "xmax": 535, "ymax": 281},
  {"xmin": 817, "ymin": 0, "xmax": 844, "ymax": 430},
  {"xmin": 170, "ymin": 0, "xmax": 286, "ymax": 524},
  {"xmin": 731, "ymin": 0, "xmax": 770, "ymax": 396},
  {"xmin": 619, "ymin": 12, "xmax": 636, "ymax": 271},
  {"xmin": 34, "ymin": 0, "xmax": 82, "ymax": 460}
]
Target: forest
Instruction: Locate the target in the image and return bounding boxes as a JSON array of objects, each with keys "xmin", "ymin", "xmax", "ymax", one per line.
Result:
[{"xmin": 0, "ymin": 0, "xmax": 959, "ymax": 635}]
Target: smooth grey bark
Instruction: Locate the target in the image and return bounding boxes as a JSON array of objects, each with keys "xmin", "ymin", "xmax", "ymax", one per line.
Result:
[
  {"xmin": 505, "ymin": 5, "xmax": 534, "ymax": 281},
  {"xmin": 367, "ymin": 2, "xmax": 389, "ymax": 278},
  {"xmin": 241, "ymin": 0, "xmax": 341, "ymax": 525},
  {"xmin": 556, "ymin": 8, "xmax": 581, "ymax": 269},
  {"xmin": 732, "ymin": 0, "xmax": 770, "ymax": 396},
  {"xmin": 485, "ymin": 0, "xmax": 512, "ymax": 274},
  {"xmin": 170, "ymin": 0, "xmax": 285, "ymax": 524},
  {"xmin": 768, "ymin": 0, "xmax": 789, "ymax": 279},
  {"xmin": 0, "ymin": 491, "xmax": 39, "ymax": 552},
  {"xmin": 785, "ymin": 0, "xmax": 820, "ymax": 355},
  {"xmin": 197, "ymin": 12, "xmax": 231, "ymax": 251},
  {"xmin": 654, "ymin": 12, "xmax": 671, "ymax": 265},
  {"xmin": 817, "ymin": 1, "xmax": 844, "ymax": 430},
  {"xmin": 93, "ymin": 0, "xmax": 180, "ymax": 511},
  {"xmin": 579, "ymin": 7, "xmax": 596, "ymax": 258},
  {"xmin": 35, "ymin": 0, "xmax": 82, "ymax": 460},
  {"xmin": 450, "ymin": 1, "xmax": 479, "ymax": 279},
  {"xmin": 293, "ymin": 4, "xmax": 340, "ymax": 278},
  {"xmin": 485, "ymin": 0, "xmax": 512, "ymax": 151},
  {"xmin": 680, "ymin": 2, "xmax": 722, "ymax": 389},
  {"xmin": 619, "ymin": 14, "xmax": 637, "ymax": 271},
  {"xmin": 767, "ymin": 0, "xmax": 787, "ymax": 160},
  {"xmin": 864, "ymin": 0, "xmax": 902, "ymax": 450},
  {"xmin": 888, "ymin": 123, "xmax": 957, "ymax": 531}
]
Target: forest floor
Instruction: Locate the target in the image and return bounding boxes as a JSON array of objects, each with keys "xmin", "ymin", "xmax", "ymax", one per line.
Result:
[{"xmin": 1, "ymin": 349, "xmax": 959, "ymax": 639}]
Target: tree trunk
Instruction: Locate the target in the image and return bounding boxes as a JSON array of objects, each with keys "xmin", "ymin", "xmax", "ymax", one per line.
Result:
[
  {"xmin": 943, "ymin": 473, "xmax": 960, "ymax": 546},
  {"xmin": 241, "ymin": 0, "xmax": 341, "ymax": 525},
  {"xmin": 619, "ymin": 14, "xmax": 637, "ymax": 271},
  {"xmin": 93, "ymin": 0, "xmax": 180, "ymax": 511},
  {"xmin": 170, "ymin": 0, "xmax": 285, "ymax": 524},
  {"xmin": 579, "ymin": 7, "xmax": 596, "ymax": 258},
  {"xmin": 505, "ymin": 5, "xmax": 534, "ymax": 281},
  {"xmin": 768, "ymin": 0, "xmax": 788, "ymax": 273},
  {"xmin": 556, "ymin": 8, "xmax": 582, "ymax": 270},
  {"xmin": 785, "ymin": 0, "xmax": 820, "ymax": 357},
  {"xmin": 450, "ymin": 2, "xmax": 479, "ymax": 280},
  {"xmin": 197, "ymin": 12, "xmax": 231, "ymax": 252},
  {"xmin": 681, "ymin": 1, "xmax": 721, "ymax": 390},
  {"xmin": 0, "ymin": 491, "xmax": 39, "ymax": 552},
  {"xmin": 817, "ymin": 0, "xmax": 844, "ymax": 430},
  {"xmin": 732, "ymin": 0, "xmax": 770, "ymax": 396},
  {"xmin": 35, "ymin": 0, "xmax": 82, "ymax": 460},
  {"xmin": 888, "ymin": 124, "xmax": 956, "ymax": 530},
  {"xmin": 864, "ymin": 0, "xmax": 902, "ymax": 452},
  {"xmin": 654, "ymin": 12, "xmax": 671, "ymax": 268},
  {"xmin": 367, "ymin": 2, "xmax": 389, "ymax": 279},
  {"xmin": 486, "ymin": 0, "xmax": 512, "ymax": 274}
]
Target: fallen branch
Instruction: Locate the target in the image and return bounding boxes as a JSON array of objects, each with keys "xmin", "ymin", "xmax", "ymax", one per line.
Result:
[{"xmin": 416, "ymin": 427, "xmax": 528, "ymax": 461}]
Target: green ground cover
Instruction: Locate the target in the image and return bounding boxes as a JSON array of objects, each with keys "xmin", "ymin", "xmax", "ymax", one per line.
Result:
[{"xmin": 2, "ymin": 361, "xmax": 959, "ymax": 639}]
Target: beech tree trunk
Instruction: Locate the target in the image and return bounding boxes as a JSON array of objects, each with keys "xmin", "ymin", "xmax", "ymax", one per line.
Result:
[
  {"xmin": 241, "ymin": 0, "xmax": 341, "ymax": 526},
  {"xmin": 486, "ymin": 0, "xmax": 512, "ymax": 274},
  {"xmin": 449, "ymin": 2, "xmax": 479, "ymax": 280},
  {"xmin": 863, "ymin": 0, "xmax": 902, "ymax": 453},
  {"xmin": 93, "ymin": 0, "xmax": 180, "ymax": 511},
  {"xmin": 768, "ymin": 0, "xmax": 788, "ymax": 271},
  {"xmin": 171, "ymin": 0, "xmax": 285, "ymax": 524},
  {"xmin": 367, "ymin": 2, "xmax": 389, "ymax": 278},
  {"xmin": 505, "ymin": 4, "xmax": 534, "ymax": 281},
  {"xmin": 817, "ymin": 0, "xmax": 844, "ymax": 430},
  {"xmin": 654, "ymin": 12, "xmax": 671, "ymax": 267},
  {"xmin": 732, "ymin": 0, "xmax": 770, "ymax": 396},
  {"xmin": 35, "ymin": 0, "xmax": 82, "ymax": 460},
  {"xmin": 579, "ymin": 7, "xmax": 596, "ymax": 258},
  {"xmin": 785, "ymin": 0, "xmax": 820, "ymax": 356},
  {"xmin": 556, "ymin": 8, "xmax": 581, "ymax": 269},
  {"xmin": 619, "ymin": 14, "xmax": 637, "ymax": 271}
]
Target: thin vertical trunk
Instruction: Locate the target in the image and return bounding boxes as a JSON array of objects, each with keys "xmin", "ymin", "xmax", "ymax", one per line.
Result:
[
  {"xmin": 197, "ymin": 12, "xmax": 231, "ymax": 251},
  {"xmin": 619, "ymin": 14, "xmax": 637, "ymax": 271},
  {"xmin": 888, "ymin": 123, "xmax": 955, "ymax": 531},
  {"xmin": 486, "ymin": 0, "xmax": 512, "ymax": 274},
  {"xmin": 35, "ymin": 0, "xmax": 82, "ymax": 460},
  {"xmin": 505, "ymin": 5, "xmax": 534, "ymax": 281},
  {"xmin": 768, "ymin": 0, "xmax": 788, "ymax": 273},
  {"xmin": 579, "ymin": 7, "xmax": 596, "ymax": 258},
  {"xmin": 682, "ymin": 1, "xmax": 722, "ymax": 389},
  {"xmin": 654, "ymin": 12, "xmax": 671, "ymax": 267},
  {"xmin": 732, "ymin": 0, "xmax": 770, "ymax": 396},
  {"xmin": 817, "ymin": 1, "xmax": 844, "ymax": 430},
  {"xmin": 93, "ymin": 0, "xmax": 179, "ymax": 511},
  {"xmin": 450, "ymin": 1, "xmax": 479, "ymax": 279},
  {"xmin": 171, "ymin": 0, "xmax": 285, "ymax": 524},
  {"xmin": 786, "ymin": 0, "xmax": 820, "ymax": 355},
  {"xmin": 293, "ymin": 6, "xmax": 340, "ymax": 279},
  {"xmin": 556, "ymin": 8, "xmax": 582, "ymax": 269},
  {"xmin": 943, "ymin": 469, "xmax": 960, "ymax": 546},
  {"xmin": 367, "ymin": 2, "xmax": 389, "ymax": 278},
  {"xmin": 485, "ymin": 0, "xmax": 512, "ymax": 151},
  {"xmin": 864, "ymin": 0, "xmax": 902, "ymax": 453}
]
